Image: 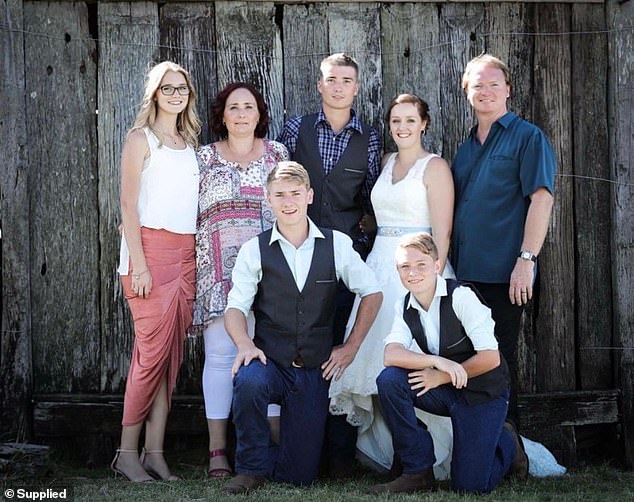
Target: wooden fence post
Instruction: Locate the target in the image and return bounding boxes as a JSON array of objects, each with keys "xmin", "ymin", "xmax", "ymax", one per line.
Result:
[
  {"xmin": 607, "ymin": 0, "xmax": 634, "ymax": 469},
  {"xmin": 97, "ymin": 1, "xmax": 159, "ymax": 393},
  {"xmin": 0, "ymin": 0, "xmax": 32, "ymax": 439}
]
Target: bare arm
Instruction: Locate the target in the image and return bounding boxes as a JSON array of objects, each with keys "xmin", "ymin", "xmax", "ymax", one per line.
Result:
[
  {"xmin": 225, "ymin": 307, "xmax": 266, "ymax": 376},
  {"xmin": 322, "ymin": 291, "xmax": 382, "ymax": 380},
  {"xmin": 424, "ymin": 157, "xmax": 454, "ymax": 273},
  {"xmin": 509, "ymin": 187, "xmax": 554, "ymax": 305},
  {"xmin": 120, "ymin": 129, "xmax": 152, "ymax": 297}
]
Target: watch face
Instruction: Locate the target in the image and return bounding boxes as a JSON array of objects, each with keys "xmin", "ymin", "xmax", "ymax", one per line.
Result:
[{"xmin": 520, "ymin": 251, "xmax": 536, "ymax": 261}]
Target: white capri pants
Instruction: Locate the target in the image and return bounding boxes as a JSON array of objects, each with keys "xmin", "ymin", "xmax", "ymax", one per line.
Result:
[{"xmin": 202, "ymin": 314, "xmax": 281, "ymax": 419}]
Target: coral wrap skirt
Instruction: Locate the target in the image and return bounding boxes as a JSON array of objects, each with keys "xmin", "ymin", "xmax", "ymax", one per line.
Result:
[{"xmin": 120, "ymin": 227, "xmax": 196, "ymax": 426}]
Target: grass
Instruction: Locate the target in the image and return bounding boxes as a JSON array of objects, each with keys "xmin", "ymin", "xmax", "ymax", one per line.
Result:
[{"xmin": 2, "ymin": 450, "xmax": 633, "ymax": 502}]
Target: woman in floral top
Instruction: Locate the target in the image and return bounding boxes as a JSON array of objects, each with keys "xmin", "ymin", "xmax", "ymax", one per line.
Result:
[{"xmin": 193, "ymin": 82, "xmax": 288, "ymax": 477}]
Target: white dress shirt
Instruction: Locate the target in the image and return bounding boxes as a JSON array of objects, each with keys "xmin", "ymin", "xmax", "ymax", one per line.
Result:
[
  {"xmin": 384, "ymin": 276, "xmax": 497, "ymax": 355},
  {"xmin": 227, "ymin": 218, "xmax": 380, "ymax": 317}
]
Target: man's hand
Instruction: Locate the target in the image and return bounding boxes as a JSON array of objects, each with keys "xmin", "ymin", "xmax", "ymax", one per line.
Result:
[
  {"xmin": 321, "ymin": 343, "xmax": 358, "ymax": 381},
  {"xmin": 432, "ymin": 356, "xmax": 468, "ymax": 388},
  {"xmin": 231, "ymin": 343, "xmax": 266, "ymax": 377},
  {"xmin": 509, "ymin": 258, "xmax": 535, "ymax": 305},
  {"xmin": 408, "ymin": 368, "xmax": 449, "ymax": 396}
]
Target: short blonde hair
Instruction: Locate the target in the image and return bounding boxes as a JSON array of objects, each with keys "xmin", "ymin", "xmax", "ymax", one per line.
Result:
[
  {"xmin": 396, "ymin": 233, "xmax": 439, "ymax": 261},
  {"xmin": 462, "ymin": 54, "xmax": 512, "ymax": 95},
  {"xmin": 319, "ymin": 53, "xmax": 359, "ymax": 79},
  {"xmin": 267, "ymin": 161, "xmax": 311, "ymax": 189}
]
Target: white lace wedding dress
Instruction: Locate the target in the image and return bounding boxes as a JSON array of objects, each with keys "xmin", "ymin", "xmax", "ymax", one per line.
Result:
[{"xmin": 328, "ymin": 152, "xmax": 566, "ymax": 480}]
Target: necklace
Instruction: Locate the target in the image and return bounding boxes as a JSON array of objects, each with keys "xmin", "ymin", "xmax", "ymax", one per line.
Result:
[
  {"xmin": 224, "ymin": 139, "xmax": 259, "ymax": 167},
  {"xmin": 155, "ymin": 128, "xmax": 182, "ymax": 146}
]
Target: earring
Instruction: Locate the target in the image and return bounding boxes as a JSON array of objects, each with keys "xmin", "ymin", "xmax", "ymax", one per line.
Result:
[{"xmin": 422, "ymin": 129, "xmax": 427, "ymax": 136}]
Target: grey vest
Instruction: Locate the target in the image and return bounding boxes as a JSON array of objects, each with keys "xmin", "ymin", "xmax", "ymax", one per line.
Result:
[
  {"xmin": 293, "ymin": 114, "xmax": 369, "ymax": 242},
  {"xmin": 253, "ymin": 228, "xmax": 338, "ymax": 368},
  {"xmin": 402, "ymin": 280, "xmax": 510, "ymax": 405}
]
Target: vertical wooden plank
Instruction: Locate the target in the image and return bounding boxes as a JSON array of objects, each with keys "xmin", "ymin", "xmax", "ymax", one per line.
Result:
[
  {"xmin": 327, "ymin": 2, "xmax": 382, "ymax": 130},
  {"xmin": 215, "ymin": 1, "xmax": 283, "ymax": 138},
  {"xmin": 607, "ymin": 0, "xmax": 634, "ymax": 468},
  {"xmin": 532, "ymin": 4, "xmax": 575, "ymax": 392},
  {"xmin": 483, "ymin": 2, "xmax": 536, "ymax": 394},
  {"xmin": 24, "ymin": 1, "xmax": 99, "ymax": 393},
  {"xmin": 0, "ymin": 0, "xmax": 32, "ymax": 436},
  {"xmin": 98, "ymin": 2, "xmax": 158, "ymax": 393},
  {"xmin": 159, "ymin": 3, "xmax": 214, "ymax": 393},
  {"xmin": 438, "ymin": 3, "xmax": 485, "ymax": 163},
  {"xmin": 380, "ymin": 3, "xmax": 442, "ymax": 156},
  {"xmin": 484, "ymin": 3, "xmax": 534, "ymax": 123},
  {"xmin": 160, "ymin": 2, "xmax": 216, "ymax": 146},
  {"xmin": 281, "ymin": 3, "xmax": 328, "ymax": 121},
  {"xmin": 571, "ymin": 4, "xmax": 612, "ymax": 390}
]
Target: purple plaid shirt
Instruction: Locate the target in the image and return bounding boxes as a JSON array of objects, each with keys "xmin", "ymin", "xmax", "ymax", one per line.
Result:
[{"xmin": 277, "ymin": 109, "xmax": 381, "ymax": 215}]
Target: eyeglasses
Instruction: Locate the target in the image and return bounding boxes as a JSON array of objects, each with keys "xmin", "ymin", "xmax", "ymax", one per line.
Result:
[{"xmin": 160, "ymin": 85, "xmax": 190, "ymax": 96}]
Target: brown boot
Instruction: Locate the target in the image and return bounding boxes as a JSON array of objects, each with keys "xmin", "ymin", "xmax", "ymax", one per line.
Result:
[
  {"xmin": 504, "ymin": 421, "xmax": 529, "ymax": 480},
  {"xmin": 223, "ymin": 473, "xmax": 266, "ymax": 495},
  {"xmin": 368, "ymin": 468, "xmax": 436, "ymax": 494}
]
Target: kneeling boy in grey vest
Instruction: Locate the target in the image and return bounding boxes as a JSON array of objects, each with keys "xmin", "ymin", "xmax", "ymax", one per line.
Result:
[{"xmin": 223, "ymin": 161, "xmax": 382, "ymax": 494}]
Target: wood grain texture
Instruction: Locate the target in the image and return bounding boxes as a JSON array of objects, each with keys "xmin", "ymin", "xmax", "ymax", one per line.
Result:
[
  {"xmin": 438, "ymin": 3, "xmax": 485, "ymax": 163},
  {"xmin": 607, "ymin": 0, "xmax": 634, "ymax": 468},
  {"xmin": 532, "ymin": 3, "xmax": 575, "ymax": 392},
  {"xmin": 380, "ymin": 3, "xmax": 442, "ymax": 156},
  {"xmin": 0, "ymin": 0, "xmax": 32, "ymax": 438},
  {"xmin": 327, "ymin": 2, "xmax": 383, "ymax": 130},
  {"xmin": 158, "ymin": 3, "xmax": 212, "ymax": 393},
  {"xmin": 215, "ymin": 1, "xmax": 284, "ymax": 138},
  {"xmin": 571, "ymin": 4, "xmax": 612, "ymax": 390},
  {"xmin": 159, "ymin": 2, "xmax": 216, "ymax": 146},
  {"xmin": 24, "ymin": 2, "xmax": 99, "ymax": 393},
  {"xmin": 97, "ymin": 1, "xmax": 159, "ymax": 392},
  {"xmin": 281, "ymin": 3, "xmax": 328, "ymax": 121},
  {"xmin": 483, "ymin": 2, "xmax": 534, "ymax": 122}
]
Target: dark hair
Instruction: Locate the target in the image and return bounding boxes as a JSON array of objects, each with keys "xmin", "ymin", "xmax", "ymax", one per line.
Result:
[
  {"xmin": 210, "ymin": 82, "xmax": 270, "ymax": 139},
  {"xmin": 385, "ymin": 93, "xmax": 431, "ymax": 131}
]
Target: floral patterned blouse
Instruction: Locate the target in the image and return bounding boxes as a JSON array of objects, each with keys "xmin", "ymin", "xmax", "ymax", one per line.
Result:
[{"xmin": 192, "ymin": 139, "xmax": 289, "ymax": 331}]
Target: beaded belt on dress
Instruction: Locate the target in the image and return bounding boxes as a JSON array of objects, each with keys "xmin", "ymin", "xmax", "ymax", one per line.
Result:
[{"xmin": 376, "ymin": 226, "xmax": 432, "ymax": 237}]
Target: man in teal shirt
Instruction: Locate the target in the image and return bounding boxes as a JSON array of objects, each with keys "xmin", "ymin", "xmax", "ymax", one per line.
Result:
[{"xmin": 451, "ymin": 54, "xmax": 556, "ymax": 428}]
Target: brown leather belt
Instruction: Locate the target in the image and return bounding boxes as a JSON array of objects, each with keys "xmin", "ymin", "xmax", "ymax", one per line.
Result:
[{"xmin": 291, "ymin": 355, "xmax": 305, "ymax": 368}]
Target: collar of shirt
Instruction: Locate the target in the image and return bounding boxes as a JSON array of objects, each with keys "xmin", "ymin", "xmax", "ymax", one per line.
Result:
[
  {"xmin": 314, "ymin": 108, "xmax": 364, "ymax": 135},
  {"xmin": 406, "ymin": 275, "xmax": 448, "ymax": 314},
  {"xmin": 268, "ymin": 217, "xmax": 325, "ymax": 248},
  {"xmin": 469, "ymin": 111, "xmax": 516, "ymax": 139}
]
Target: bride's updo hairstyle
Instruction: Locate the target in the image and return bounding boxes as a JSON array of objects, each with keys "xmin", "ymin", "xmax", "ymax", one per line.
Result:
[{"xmin": 384, "ymin": 93, "xmax": 431, "ymax": 133}]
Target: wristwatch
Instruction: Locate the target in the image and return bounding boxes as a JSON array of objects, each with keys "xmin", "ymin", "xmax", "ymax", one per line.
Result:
[{"xmin": 519, "ymin": 250, "xmax": 537, "ymax": 262}]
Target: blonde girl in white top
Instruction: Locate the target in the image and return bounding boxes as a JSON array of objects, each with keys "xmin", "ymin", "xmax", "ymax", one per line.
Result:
[{"xmin": 112, "ymin": 61, "xmax": 201, "ymax": 483}]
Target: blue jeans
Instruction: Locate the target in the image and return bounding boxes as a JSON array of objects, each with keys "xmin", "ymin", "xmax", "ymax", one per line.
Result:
[
  {"xmin": 232, "ymin": 359, "xmax": 329, "ymax": 486},
  {"xmin": 377, "ymin": 366, "xmax": 516, "ymax": 494}
]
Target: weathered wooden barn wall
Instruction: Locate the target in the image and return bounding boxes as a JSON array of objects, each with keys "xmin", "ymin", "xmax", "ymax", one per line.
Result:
[{"xmin": 1, "ymin": 0, "xmax": 632, "ymax": 462}]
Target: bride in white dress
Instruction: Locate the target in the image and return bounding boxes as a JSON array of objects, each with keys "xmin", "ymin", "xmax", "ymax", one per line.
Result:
[
  {"xmin": 330, "ymin": 93, "xmax": 566, "ymax": 480},
  {"xmin": 329, "ymin": 94, "xmax": 455, "ymax": 479}
]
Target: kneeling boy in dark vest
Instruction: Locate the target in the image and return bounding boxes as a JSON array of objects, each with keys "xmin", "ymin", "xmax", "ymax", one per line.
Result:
[
  {"xmin": 223, "ymin": 161, "xmax": 382, "ymax": 494},
  {"xmin": 371, "ymin": 233, "xmax": 528, "ymax": 495}
]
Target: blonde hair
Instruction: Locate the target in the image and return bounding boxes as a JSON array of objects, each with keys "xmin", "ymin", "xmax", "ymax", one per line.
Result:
[
  {"xmin": 397, "ymin": 233, "xmax": 439, "ymax": 261},
  {"xmin": 267, "ymin": 161, "xmax": 311, "ymax": 189},
  {"xmin": 462, "ymin": 54, "xmax": 512, "ymax": 95},
  {"xmin": 130, "ymin": 61, "xmax": 201, "ymax": 148},
  {"xmin": 319, "ymin": 53, "xmax": 359, "ymax": 79}
]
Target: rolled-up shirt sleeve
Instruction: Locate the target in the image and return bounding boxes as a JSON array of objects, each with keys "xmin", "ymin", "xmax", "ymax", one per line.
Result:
[
  {"xmin": 225, "ymin": 238, "xmax": 262, "ymax": 317},
  {"xmin": 333, "ymin": 231, "xmax": 380, "ymax": 297},
  {"xmin": 452, "ymin": 286, "xmax": 498, "ymax": 351}
]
